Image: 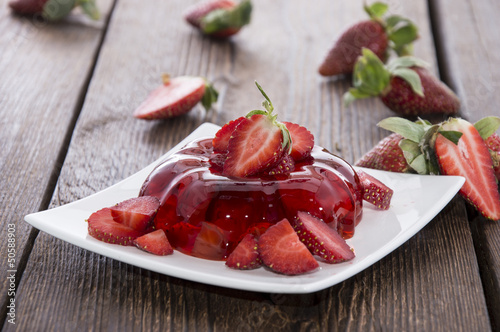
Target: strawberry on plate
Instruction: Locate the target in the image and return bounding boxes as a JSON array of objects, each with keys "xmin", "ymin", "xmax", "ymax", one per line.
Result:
[
  {"xmin": 292, "ymin": 211, "xmax": 355, "ymax": 263},
  {"xmin": 225, "ymin": 233, "xmax": 261, "ymax": 270},
  {"xmin": 87, "ymin": 208, "xmax": 143, "ymax": 246},
  {"xmin": 133, "ymin": 75, "xmax": 218, "ymax": 120},
  {"xmin": 134, "ymin": 229, "xmax": 173, "ymax": 256},
  {"xmin": 282, "ymin": 122, "xmax": 314, "ymax": 161},
  {"xmin": 258, "ymin": 219, "xmax": 319, "ymax": 275},
  {"xmin": 318, "ymin": 2, "xmax": 418, "ymax": 77},
  {"xmin": 212, "ymin": 116, "xmax": 245, "ymax": 152},
  {"xmin": 184, "ymin": 0, "xmax": 252, "ymax": 38},
  {"xmin": 222, "ymin": 82, "xmax": 291, "ymax": 177},
  {"xmin": 344, "ymin": 48, "xmax": 460, "ymax": 116},
  {"xmin": 110, "ymin": 196, "xmax": 160, "ymax": 232},
  {"xmin": 356, "ymin": 170, "xmax": 393, "ymax": 210}
]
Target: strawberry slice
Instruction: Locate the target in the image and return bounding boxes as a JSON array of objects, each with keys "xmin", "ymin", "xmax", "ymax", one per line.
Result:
[
  {"xmin": 110, "ymin": 196, "xmax": 160, "ymax": 232},
  {"xmin": 258, "ymin": 219, "xmax": 319, "ymax": 275},
  {"xmin": 223, "ymin": 113, "xmax": 287, "ymax": 177},
  {"xmin": 283, "ymin": 122, "xmax": 314, "ymax": 161},
  {"xmin": 435, "ymin": 118, "xmax": 500, "ymax": 220},
  {"xmin": 357, "ymin": 170, "xmax": 394, "ymax": 210},
  {"xmin": 133, "ymin": 229, "xmax": 174, "ymax": 256},
  {"xmin": 87, "ymin": 208, "xmax": 143, "ymax": 246},
  {"xmin": 292, "ymin": 211, "xmax": 355, "ymax": 263},
  {"xmin": 212, "ymin": 116, "xmax": 245, "ymax": 152},
  {"xmin": 133, "ymin": 75, "xmax": 218, "ymax": 120},
  {"xmin": 225, "ymin": 233, "xmax": 261, "ymax": 270}
]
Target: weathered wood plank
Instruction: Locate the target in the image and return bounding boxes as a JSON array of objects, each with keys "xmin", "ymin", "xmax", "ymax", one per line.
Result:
[
  {"xmin": 0, "ymin": 0, "xmax": 113, "ymax": 323},
  {"xmin": 7, "ymin": 0, "xmax": 491, "ymax": 331},
  {"xmin": 430, "ymin": 0, "xmax": 500, "ymax": 329}
]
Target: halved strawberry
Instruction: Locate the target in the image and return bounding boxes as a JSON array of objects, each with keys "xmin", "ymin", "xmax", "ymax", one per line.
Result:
[
  {"xmin": 357, "ymin": 170, "xmax": 393, "ymax": 210},
  {"xmin": 110, "ymin": 196, "xmax": 160, "ymax": 232},
  {"xmin": 87, "ymin": 208, "xmax": 143, "ymax": 246},
  {"xmin": 225, "ymin": 233, "xmax": 261, "ymax": 270},
  {"xmin": 133, "ymin": 229, "xmax": 174, "ymax": 256},
  {"xmin": 133, "ymin": 75, "xmax": 218, "ymax": 120},
  {"xmin": 258, "ymin": 219, "xmax": 318, "ymax": 275},
  {"xmin": 223, "ymin": 83, "xmax": 291, "ymax": 177},
  {"xmin": 292, "ymin": 211, "xmax": 355, "ymax": 263},
  {"xmin": 435, "ymin": 118, "xmax": 500, "ymax": 220},
  {"xmin": 212, "ymin": 116, "xmax": 245, "ymax": 152},
  {"xmin": 283, "ymin": 122, "xmax": 314, "ymax": 161}
]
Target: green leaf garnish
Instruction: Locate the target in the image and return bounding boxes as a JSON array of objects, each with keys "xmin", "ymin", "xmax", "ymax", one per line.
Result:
[{"xmin": 474, "ymin": 116, "xmax": 500, "ymax": 140}]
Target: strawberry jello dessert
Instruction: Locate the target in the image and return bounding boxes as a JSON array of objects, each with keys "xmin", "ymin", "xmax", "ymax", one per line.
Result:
[{"xmin": 87, "ymin": 82, "xmax": 393, "ymax": 276}]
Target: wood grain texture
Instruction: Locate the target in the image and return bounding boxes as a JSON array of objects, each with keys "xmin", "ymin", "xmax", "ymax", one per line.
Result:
[
  {"xmin": 430, "ymin": 0, "xmax": 500, "ymax": 329},
  {"xmin": 4, "ymin": 0, "xmax": 492, "ymax": 331},
  {"xmin": 0, "ymin": 0, "xmax": 113, "ymax": 318}
]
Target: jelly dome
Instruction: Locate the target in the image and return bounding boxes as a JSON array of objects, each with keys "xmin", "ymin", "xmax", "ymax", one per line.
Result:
[{"xmin": 139, "ymin": 137, "xmax": 363, "ymax": 260}]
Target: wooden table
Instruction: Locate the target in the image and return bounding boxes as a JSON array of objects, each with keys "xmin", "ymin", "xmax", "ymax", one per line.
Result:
[{"xmin": 2, "ymin": 0, "xmax": 500, "ymax": 330}]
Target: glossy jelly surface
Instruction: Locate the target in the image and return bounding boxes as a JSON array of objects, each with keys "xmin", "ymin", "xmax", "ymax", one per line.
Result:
[{"xmin": 139, "ymin": 138, "xmax": 363, "ymax": 260}]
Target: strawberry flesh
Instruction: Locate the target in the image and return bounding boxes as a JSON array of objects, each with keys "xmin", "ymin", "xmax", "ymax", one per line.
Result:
[
  {"xmin": 88, "ymin": 208, "xmax": 143, "ymax": 246},
  {"xmin": 133, "ymin": 76, "xmax": 206, "ymax": 120},
  {"xmin": 485, "ymin": 133, "xmax": 500, "ymax": 181},
  {"xmin": 357, "ymin": 170, "xmax": 393, "ymax": 210},
  {"xmin": 283, "ymin": 121, "xmax": 314, "ymax": 161},
  {"xmin": 225, "ymin": 233, "xmax": 261, "ymax": 270},
  {"xmin": 258, "ymin": 219, "xmax": 319, "ymax": 275},
  {"xmin": 291, "ymin": 211, "xmax": 355, "ymax": 263},
  {"xmin": 435, "ymin": 118, "xmax": 500, "ymax": 220},
  {"xmin": 223, "ymin": 114, "xmax": 286, "ymax": 177},
  {"xmin": 212, "ymin": 116, "xmax": 245, "ymax": 152},
  {"xmin": 134, "ymin": 229, "xmax": 174, "ymax": 256},
  {"xmin": 110, "ymin": 196, "xmax": 160, "ymax": 232}
]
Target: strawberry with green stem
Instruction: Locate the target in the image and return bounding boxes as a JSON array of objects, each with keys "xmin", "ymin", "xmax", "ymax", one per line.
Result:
[
  {"xmin": 344, "ymin": 48, "xmax": 460, "ymax": 116},
  {"xmin": 318, "ymin": 1, "xmax": 418, "ymax": 77},
  {"xmin": 184, "ymin": 0, "xmax": 252, "ymax": 38},
  {"xmin": 222, "ymin": 82, "xmax": 291, "ymax": 177},
  {"xmin": 365, "ymin": 116, "xmax": 500, "ymax": 220},
  {"xmin": 9, "ymin": 0, "xmax": 99, "ymax": 21},
  {"xmin": 133, "ymin": 74, "xmax": 218, "ymax": 120}
]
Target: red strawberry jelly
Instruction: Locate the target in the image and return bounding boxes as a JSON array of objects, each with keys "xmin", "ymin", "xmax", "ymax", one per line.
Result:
[{"xmin": 139, "ymin": 138, "xmax": 363, "ymax": 260}]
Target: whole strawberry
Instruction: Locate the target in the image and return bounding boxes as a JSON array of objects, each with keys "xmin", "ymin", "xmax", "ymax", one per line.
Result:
[
  {"xmin": 318, "ymin": 2, "xmax": 418, "ymax": 77},
  {"xmin": 184, "ymin": 0, "xmax": 252, "ymax": 38},
  {"xmin": 344, "ymin": 48, "xmax": 460, "ymax": 116},
  {"xmin": 9, "ymin": 0, "xmax": 99, "ymax": 21},
  {"xmin": 356, "ymin": 132, "xmax": 410, "ymax": 172},
  {"xmin": 362, "ymin": 116, "xmax": 500, "ymax": 220},
  {"xmin": 133, "ymin": 74, "xmax": 218, "ymax": 120}
]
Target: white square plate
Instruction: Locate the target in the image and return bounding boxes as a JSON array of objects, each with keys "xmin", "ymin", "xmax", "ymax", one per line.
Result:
[{"xmin": 25, "ymin": 123, "xmax": 465, "ymax": 294}]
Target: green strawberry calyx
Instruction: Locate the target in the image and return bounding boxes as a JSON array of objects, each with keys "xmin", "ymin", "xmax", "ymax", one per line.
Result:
[
  {"xmin": 364, "ymin": 2, "xmax": 419, "ymax": 56},
  {"xmin": 201, "ymin": 79, "xmax": 219, "ymax": 111},
  {"xmin": 377, "ymin": 116, "xmax": 500, "ymax": 175},
  {"xmin": 247, "ymin": 82, "xmax": 292, "ymax": 153},
  {"xmin": 343, "ymin": 48, "xmax": 428, "ymax": 107},
  {"xmin": 42, "ymin": 0, "xmax": 100, "ymax": 21},
  {"xmin": 201, "ymin": 0, "xmax": 252, "ymax": 35}
]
